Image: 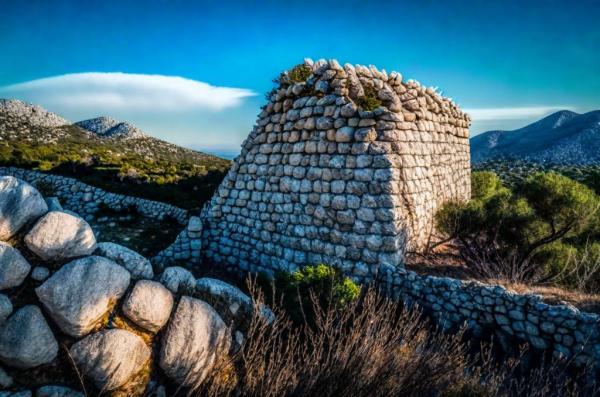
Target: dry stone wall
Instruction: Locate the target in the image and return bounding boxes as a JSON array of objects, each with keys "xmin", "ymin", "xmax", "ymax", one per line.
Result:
[
  {"xmin": 152, "ymin": 216, "xmax": 203, "ymax": 270},
  {"xmin": 201, "ymin": 59, "xmax": 470, "ymax": 280},
  {"xmin": 0, "ymin": 167, "xmax": 188, "ymax": 224},
  {"xmin": 378, "ymin": 265, "xmax": 600, "ymax": 367}
]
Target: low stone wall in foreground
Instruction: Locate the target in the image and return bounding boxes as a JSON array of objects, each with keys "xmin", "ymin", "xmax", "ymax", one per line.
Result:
[
  {"xmin": 0, "ymin": 167, "xmax": 188, "ymax": 224},
  {"xmin": 378, "ymin": 265, "xmax": 600, "ymax": 367}
]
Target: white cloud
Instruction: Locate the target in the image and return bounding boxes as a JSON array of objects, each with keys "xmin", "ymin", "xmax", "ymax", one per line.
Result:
[
  {"xmin": 0, "ymin": 72, "xmax": 257, "ymax": 114},
  {"xmin": 464, "ymin": 106, "xmax": 575, "ymax": 121}
]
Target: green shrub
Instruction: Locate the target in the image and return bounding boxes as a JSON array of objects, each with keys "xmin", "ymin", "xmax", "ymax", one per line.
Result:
[
  {"xmin": 355, "ymin": 85, "xmax": 382, "ymax": 111},
  {"xmin": 435, "ymin": 171, "xmax": 600, "ymax": 284},
  {"xmin": 274, "ymin": 264, "xmax": 360, "ymax": 325},
  {"xmin": 532, "ymin": 241, "xmax": 577, "ymax": 280},
  {"xmin": 287, "ymin": 64, "xmax": 312, "ymax": 83},
  {"xmin": 536, "ymin": 242, "xmax": 600, "ymax": 291}
]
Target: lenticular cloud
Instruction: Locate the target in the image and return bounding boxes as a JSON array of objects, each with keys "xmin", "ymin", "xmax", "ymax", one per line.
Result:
[
  {"xmin": 464, "ymin": 106, "xmax": 574, "ymax": 121},
  {"xmin": 0, "ymin": 72, "xmax": 256, "ymax": 113}
]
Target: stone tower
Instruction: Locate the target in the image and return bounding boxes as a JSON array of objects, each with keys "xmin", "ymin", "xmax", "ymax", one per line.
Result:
[{"xmin": 201, "ymin": 59, "xmax": 470, "ymax": 282}]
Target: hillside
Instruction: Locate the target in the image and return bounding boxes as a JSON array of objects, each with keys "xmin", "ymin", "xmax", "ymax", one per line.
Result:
[
  {"xmin": 0, "ymin": 99, "xmax": 230, "ymax": 210},
  {"xmin": 471, "ymin": 110, "xmax": 600, "ymax": 164}
]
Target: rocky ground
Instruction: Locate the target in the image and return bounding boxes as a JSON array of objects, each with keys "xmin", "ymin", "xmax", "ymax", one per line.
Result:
[{"xmin": 0, "ymin": 175, "xmax": 271, "ymax": 396}]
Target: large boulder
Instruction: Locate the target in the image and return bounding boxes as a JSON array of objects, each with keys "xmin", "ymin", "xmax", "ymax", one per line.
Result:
[
  {"xmin": 122, "ymin": 280, "xmax": 173, "ymax": 333},
  {"xmin": 159, "ymin": 267, "xmax": 195, "ymax": 294},
  {"xmin": 94, "ymin": 242, "xmax": 153, "ymax": 280},
  {"xmin": 70, "ymin": 329, "xmax": 151, "ymax": 391},
  {"xmin": 195, "ymin": 278, "xmax": 252, "ymax": 325},
  {"xmin": 160, "ymin": 296, "xmax": 231, "ymax": 386},
  {"xmin": 24, "ymin": 211, "xmax": 96, "ymax": 261},
  {"xmin": 0, "ymin": 176, "xmax": 48, "ymax": 241},
  {"xmin": 0, "ymin": 242, "xmax": 31, "ymax": 290},
  {"xmin": 36, "ymin": 386, "xmax": 84, "ymax": 397},
  {"xmin": 35, "ymin": 256, "xmax": 130, "ymax": 337},
  {"xmin": 195, "ymin": 278, "xmax": 275, "ymax": 328},
  {"xmin": 0, "ymin": 305, "xmax": 58, "ymax": 369}
]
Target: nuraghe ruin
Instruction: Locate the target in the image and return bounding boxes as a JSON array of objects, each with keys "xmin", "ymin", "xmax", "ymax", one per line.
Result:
[{"xmin": 201, "ymin": 59, "xmax": 470, "ymax": 281}]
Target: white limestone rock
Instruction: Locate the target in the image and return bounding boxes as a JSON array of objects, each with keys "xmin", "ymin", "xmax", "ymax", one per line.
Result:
[
  {"xmin": 70, "ymin": 329, "xmax": 150, "ymax": 391},
  {"xmin": 0, "ymin": 242, "xmax": 31, "ymax": 290},
  {"xmin": 160, "ymin": 296, "xmax": 231, "ymax": 386},
  {"xmin": 94, "ymin": 242, "xmax": 153, "ymax": 279},
  {"xmin": 31, "ymin": 266, "xmax": 51, "ymax": 282},
  {"xmin": 194, "ymin": 277, "xmax": 275, "ymax": 326},
  {"xmin": 122, "ymin": 280, "xmax": 173, "ymax": 332},
  {"xmin": 159, "ymin": 267, "xmax": 195, "ymax": 294},
  {"xmin": 24, "ymin": 211, "xmax": 96, "ymax": 261},
  {"xmin": 35, "ymin": 256, "xmax": 130, "ymax": 337},
  {"xmin": 0, "ymin": 294, "xmax": 12, "ymax": 324},
  {"xmin": 36, "ymin": 386, "xmax": 84, "ymax": 397},
  {"xmin": 0, "ymin": 176, "xmax": 48, "ymax": 241},
  {"xmin": 0, "ymin": 305, "xmax": 58, "ymax": 369}
]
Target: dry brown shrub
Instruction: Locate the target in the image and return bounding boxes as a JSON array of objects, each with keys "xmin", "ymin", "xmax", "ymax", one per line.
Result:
[{"xmin": 189, "ymin": 282, "xmax": 598, "ymax": 397}]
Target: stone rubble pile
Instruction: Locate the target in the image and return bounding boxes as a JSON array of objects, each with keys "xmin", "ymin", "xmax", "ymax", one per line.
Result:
[
  {"xmin": 0, "ymin": 176, "xmax": 265, "ymax": 395},
  {"xmin": 201, "ymin": 59, "xmax": 471, "ymax": 282}
]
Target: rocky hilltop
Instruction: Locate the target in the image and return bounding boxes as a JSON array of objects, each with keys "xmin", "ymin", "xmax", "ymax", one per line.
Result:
[
  {"xmin": 471, "ymin": 110, "xmax": 600, "ymax": 164},
  {"xmin": 76, "ymin": 116, "xmax": 148, "ymax": 140},
  {"xmin": 0, "ymin": 99, "xmax": 69, "ymax": 128}
]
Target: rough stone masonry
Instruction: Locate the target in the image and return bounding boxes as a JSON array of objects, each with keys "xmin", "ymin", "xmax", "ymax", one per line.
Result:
[{"xmin": 201, "ymin": 59, "xmax": 471, "ymax": 281}]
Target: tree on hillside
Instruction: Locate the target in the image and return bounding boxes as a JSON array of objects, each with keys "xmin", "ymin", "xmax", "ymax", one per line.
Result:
[{"xmin": 435, "ymin": 171, "xmax": 600, "ymax": 283}]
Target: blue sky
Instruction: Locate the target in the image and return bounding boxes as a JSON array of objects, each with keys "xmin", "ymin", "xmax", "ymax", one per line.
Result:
[{"xmin": 1, "ymin": 0, "xmax": 599, "ymax": 157}]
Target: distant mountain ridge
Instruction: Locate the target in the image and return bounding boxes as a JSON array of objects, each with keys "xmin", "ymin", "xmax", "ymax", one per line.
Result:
[{"xmin": 471, "ymin": 110, "xmax": 600, "ymax": 164}]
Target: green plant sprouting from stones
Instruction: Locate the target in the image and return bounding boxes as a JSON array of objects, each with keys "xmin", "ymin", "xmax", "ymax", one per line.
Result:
[
  {"xmin": 287, "ymin": 64, "xmax": 312, "ymax": 83},
  {"xmin": 355, "ymin": 85, "xmax": 382, "ymax": 111}
]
